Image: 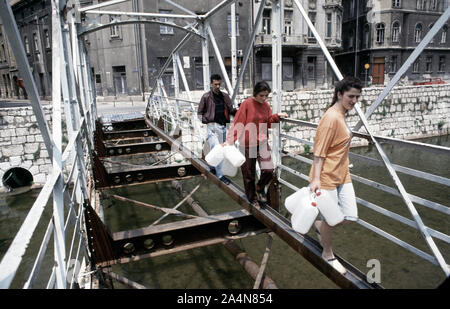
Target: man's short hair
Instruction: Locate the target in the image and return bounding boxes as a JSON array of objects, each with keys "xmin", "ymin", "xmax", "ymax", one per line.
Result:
[{"xmin": 210, "ymin": 74, "xmax": 222, "ymax": 83}]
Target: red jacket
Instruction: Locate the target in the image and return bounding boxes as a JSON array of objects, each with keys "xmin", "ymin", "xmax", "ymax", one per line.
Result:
[{"xmin": 227, "ymin": 97, "xmax": 280, "ymax": 147}]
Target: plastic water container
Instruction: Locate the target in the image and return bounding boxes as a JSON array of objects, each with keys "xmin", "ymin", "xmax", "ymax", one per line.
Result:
[
  {"xmin": 221, "ymin": 158, "xmax": 238, "ymax": 177},
  {"xmin": 290, "ymin": 192, "xmax": 319, "ymax": 234},
  {"xmin": 316, "ymin": 190, "xmax": 345, "ymax": 226},
  {"xmin": 284, "ymin": 186, "xmax": 310, "ymax": 214},
  {"xmin": 224, "ymin": 145, "xmax": 246, "ymax": 167},
  {"xmin": 205, "ymin": 144, "xmax": 224, "ymax": 167}
]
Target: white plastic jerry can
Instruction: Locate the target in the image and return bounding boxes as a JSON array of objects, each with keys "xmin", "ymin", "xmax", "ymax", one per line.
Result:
[
  {"xmin": 290, "ymin": 192, "xmax": 319, "ymax": 234},
  {"xmin": 284, "ymin": 186, "xmax": 310, "ymax": 214},
  {"xmin": 221, "ymin": 157, "xmax": 238, "ymax": 177},
  {"xmin": 223, "ymin": 145, "xmax": 246, "ymax": 167},
  {"xmin": 205, "ymin": 144, "xmax": 224, "ymax": 167},
  {"xmin": 316, "ymin": 190, "xmax": 345, "ymax": 226}
]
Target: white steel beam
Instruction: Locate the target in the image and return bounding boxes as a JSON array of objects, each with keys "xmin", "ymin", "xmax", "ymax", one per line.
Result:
[
  {"xmin": 230, "ymin": 1, "xmax": 265, "ymax": 105},
  {"xmin": 78, "ymin": 0, "xmax": 129, "ymax": 12},
  {"xmin": 230, "ymin": 3, "xmax": 237, "ymax": 88},
  {"xmin": 271, "ymin": 0, "xmax": 283, "ymax": 169},
  {"xmin": 84, "ymin": 10, "xmax": 198, "ymax": 19},
  {"xmin": 201, "ymin": 22, "xmax": 210, "ymax": 92},
  {"xmin": 206, "ymin": 24, "xmax": 233, "ymax": 95},
  {"xmin": 163, "ymin": 0, "xmax": 198, "ymax": 17},
  {"xmin": 51, "ymin": 0, "xmax": 67, "ymax": 288}
]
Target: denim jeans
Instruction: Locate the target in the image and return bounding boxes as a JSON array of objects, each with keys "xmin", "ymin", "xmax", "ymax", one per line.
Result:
[{"xmin": 206, "ymin": 123, "xmax": 227, "ymax": 179}]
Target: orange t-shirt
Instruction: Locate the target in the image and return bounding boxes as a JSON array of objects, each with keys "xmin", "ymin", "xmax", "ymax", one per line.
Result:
[{"xmin": 309, "ymin": 106, "xmax": 352, "ymax": 189}]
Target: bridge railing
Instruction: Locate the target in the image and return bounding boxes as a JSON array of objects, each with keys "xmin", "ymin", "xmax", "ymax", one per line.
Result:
[
  {"xmin": 142, "ymin": 0, "xmax": 450, "ymax": 279},
  {"xmin": 277, "ymin": 118, "xmax": 450, "ymax": 274},
  {"xmin": 0, "ymin": 1, "xmax": 94, "ymax": 288}
]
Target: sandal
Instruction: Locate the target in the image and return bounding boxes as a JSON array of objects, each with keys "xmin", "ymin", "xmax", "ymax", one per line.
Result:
[{"xmin": 325, "ymin": 257, "xmax": 347, "ymax": 275}]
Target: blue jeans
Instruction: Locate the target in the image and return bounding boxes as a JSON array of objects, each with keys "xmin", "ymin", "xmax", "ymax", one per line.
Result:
[{"xmin": 206, "ymin": 123, "xmax": 227, "ymax": 179}]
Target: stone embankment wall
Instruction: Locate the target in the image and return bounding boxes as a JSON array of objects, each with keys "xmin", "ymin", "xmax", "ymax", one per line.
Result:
[
  {"xmin": 0, "ymin": 84, "xmax": 449, "ymax": 189},
  {"xmin": 0, "ymin": 106, "xmax": 54, "ymax": 190},
  {"xmin": 237, "ymin": 84, "xmax": 450, "ymax": 153}
]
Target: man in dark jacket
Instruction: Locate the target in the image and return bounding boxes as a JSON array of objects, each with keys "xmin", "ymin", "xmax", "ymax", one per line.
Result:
[{"xmin": 197, "ymin": 74, "xmax": 237, "ymax": 184}]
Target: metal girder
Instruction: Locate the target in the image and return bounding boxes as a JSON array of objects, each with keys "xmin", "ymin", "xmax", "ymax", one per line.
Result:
[
  {"xmin": 103, "ymin": 140, "xmax": 171, "ymax": 157},
  {"xmin": 87, "ymin": 208, "xmax": 266, "ymax": 267},
  {"xmin": 103, "ymin": 118, "xmax": 148, "ymax": 131},
  {"xmin": 102, "ymin": 128, "xmax": 157, "ymax": 140},
  {"xmin": 144, "ymin": 117, "xmax": 383, "ymax": 289},
  {"xmin": 94, "ymin": 158, "xmax": 200, "ymax": 188}
]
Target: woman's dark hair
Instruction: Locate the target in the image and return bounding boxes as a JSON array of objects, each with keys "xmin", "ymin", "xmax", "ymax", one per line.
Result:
[
  {"xmin": 331, "ymin": 76, "xmax": 363, "ymax": 106},
  {"xmin": 253, "ymin": 81, "xmax": 271, "ymax": 97}
]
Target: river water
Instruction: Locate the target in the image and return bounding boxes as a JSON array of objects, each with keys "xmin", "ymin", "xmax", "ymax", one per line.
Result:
[{"xmin": 1, "ymin": 135, "xmax": 449, "ymax": 289}]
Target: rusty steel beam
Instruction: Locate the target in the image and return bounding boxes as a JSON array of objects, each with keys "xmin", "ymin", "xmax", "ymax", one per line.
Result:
[
  {"xmin": 102, "ymin": 140, "xmax": 171, "ymax": 157},
  {"xmin": 96, "ymin": 162, "xmax": 201, "ymax": 188},
  {"xmin": 170, "ymin": 180, "xmax": 277, "ymax": 289},
  {"xmin": 92, "ymin": 209, "xmax": 266, "ymax": 267},
  {"xmin": 105, "ymin": 118, "xmax": 148, "ymax": 131},
  {"xmin": 145, "ymin": 117, "xmax": 383, "ymax": 289},
  {"xmin": 102, "ymin": 128, "xmax": 157, "ymax": 140}
]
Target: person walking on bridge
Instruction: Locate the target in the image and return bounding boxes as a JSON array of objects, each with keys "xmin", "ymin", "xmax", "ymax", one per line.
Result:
[
  {"xmin": 309, "ymin": 76, "xmax": 362, "ymax": 275},
  {"xmin": 198, "ymin": 74, "xmax": 237, "ymax": 185},
  {"xmin": 225, "ymin": 81, "xmax": 288, "ymax": 205}
]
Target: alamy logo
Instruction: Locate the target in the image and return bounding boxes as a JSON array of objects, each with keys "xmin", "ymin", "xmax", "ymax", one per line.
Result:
[{"xmin": 366, "ymin": 258, "xmax": 381, "ymax": 284}]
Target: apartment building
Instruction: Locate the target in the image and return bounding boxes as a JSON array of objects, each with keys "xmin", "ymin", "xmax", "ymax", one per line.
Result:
[{"xmin": 336, "ymin": 0, "xmax": 450, "ymax": 85}]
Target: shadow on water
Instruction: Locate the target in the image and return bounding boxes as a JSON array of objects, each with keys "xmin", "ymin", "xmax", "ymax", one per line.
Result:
[{"xmin": 1, "ymin": 135, "xmax": 449, "ymax": 288}]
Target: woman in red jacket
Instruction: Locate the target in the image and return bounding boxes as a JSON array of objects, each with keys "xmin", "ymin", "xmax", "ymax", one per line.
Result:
[{"xmin": 226, "ymin": 81, "xmax": 288, "ymax": 204}]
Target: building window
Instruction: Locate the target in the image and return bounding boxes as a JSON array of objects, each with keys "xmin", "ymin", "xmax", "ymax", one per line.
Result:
[
  {"xmin": 308, "ymin": 12, "xmax": 316, "ymax": 38},
  {"xmin": 24, "ymin": 36, "xmax": 30, "ymax": 54},
  {"xmin": 109, "ymin": 16, "xmax": 120, "ymax": 38},
  {"xmin": 263, "ymin": 9, "xmax": 271, "ymax": 35},
  {"xmin": 392, "ymin": 22, "xmax": 400, "ymax": 43},
  {"xmin": 416, "ymin": 0, "xmax": 426, "ymax": 10},
  {"xmin": 390, "ymin": 55, "xmax": 398, "ymax": 73},
  {"xmin": 44, "ymin": 29, "xmax": 50, "ymax": 49},
  {"xmin": 392, "ymin": 0, "xmax": 401, "ymax": 8},
  {"xmin": 363, "ymin": 24, "xmax": 370, "ymax": 48},
  {"xmin": 439, "ymin": 56, "xmax": 445, "ymax": 71},
  {"xmin": 430, "ymin": 0, "xmax": 437, "ymax": 10},
  {"xmin": 350, "ymin": 0, "xmax": 355, "ymax": 18},
  {"xmin": 261, "ymin": 58, "xmax": 272, "ymax": 81},
  {"xmin": 282, "ymin": 57, "xmax": 294, "ymax": 81},
  {"xmin": 413, "ymin": 59, "xmax": 420, "ymax": 72},
  {"xmin": 415, "ymin": 23, "xmax": 423, "ymax": 43},
  {"xmin": 112, "ymin": 66, "xmax": 127, "ymax": 94},
  {"xmin": 376, "ymin": 23, "xmax": 385, "ymax": 43},
  {"xmin": 307, "ymin": 56, "xmax": 316, "ymax": 79},
  {"xmin": 33, "ymin": 33, "xmax": 39, "ymax": 52},
  {"xmin": 227, "ymin": 14, "xmax": 240, "ymax": 37},
  {"xmin": 326, "ymin": 13, "xmax": 332, "ymax": 38},
  {"xmin": 441, "ymin": 25, "xmax": 447, "ymax": 43},
  {"xmin": 159, "ymin": 10, "xmax": 174, "ymax": 35},
  {"xmin": 429, "ymin": 24, "xmax": 435, "ymax": 43},
  {"xmin": 284, "ymin": 10, "xmax": 293, "ymax": 36},
  {"xmin": 425, "ymin": 56, "xmax": 433, "ymax": 72},
  {"xmin": 348, "ymin": 30, "xmax": 354, "ymax": 49},
  {"xmin": 336, "ymin": 14, "xmax": 341, "ymax": 39}
]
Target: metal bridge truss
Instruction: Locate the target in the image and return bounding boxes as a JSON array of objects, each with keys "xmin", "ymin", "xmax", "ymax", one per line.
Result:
[{"xmin": 0, "ymin": 0, "xmax": 448, "ymax": 289}]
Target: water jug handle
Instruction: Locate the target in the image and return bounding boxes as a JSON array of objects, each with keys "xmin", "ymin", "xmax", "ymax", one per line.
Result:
[{"xmin": 310, "ymin": 191, "xmax": 318, "ymax": 206}]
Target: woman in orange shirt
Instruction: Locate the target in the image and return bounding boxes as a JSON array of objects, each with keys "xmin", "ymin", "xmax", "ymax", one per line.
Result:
[
  {"xmin": 226, "ymin": 81, "xmax": 288, "ymax": 204},
  {"xmin": 309, "ymin": 76, "xmax": 362, "ymax": 274}
]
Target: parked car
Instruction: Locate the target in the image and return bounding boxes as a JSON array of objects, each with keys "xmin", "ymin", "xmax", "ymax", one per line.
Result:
[{"xmin": 413, "ymin": 77, "xmax": 446, "ymax": 85}]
